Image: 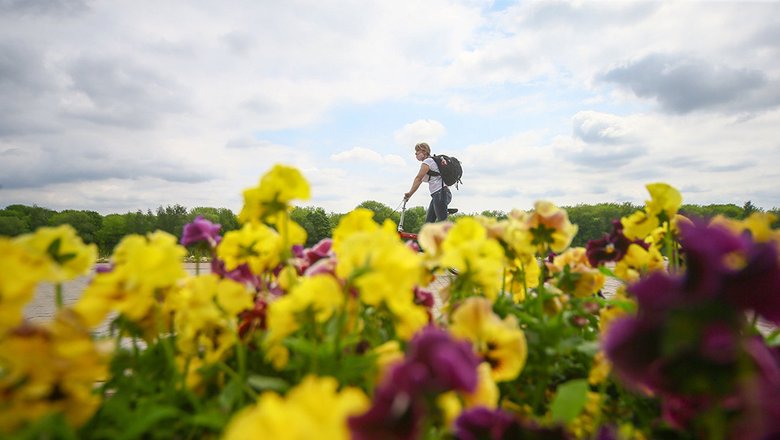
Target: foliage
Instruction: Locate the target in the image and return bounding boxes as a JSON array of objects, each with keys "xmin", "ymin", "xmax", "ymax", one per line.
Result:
[{"xmin": 291, "ymin": 206, "xmax": 332, "ymax": 247}]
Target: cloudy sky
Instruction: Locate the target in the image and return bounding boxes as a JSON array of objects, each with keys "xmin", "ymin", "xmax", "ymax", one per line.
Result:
[{"xmin": 1, "ymin": 0, "xmax": 779, "ymax": 216}]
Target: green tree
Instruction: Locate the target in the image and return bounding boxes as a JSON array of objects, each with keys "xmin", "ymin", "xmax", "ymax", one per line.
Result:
[
  {"xmin": 479, "ymin": 210, "xmax": 507, "ymax": 220},
  {"xmin": 156, "ymin": 204, "xmax": 189, "ymax": 239},
  {"xmin": 356, "ymin": 201, "xmax": 399, "ymax": 225},
  {"xmin": 0, "ymin": 215, "xmax": 28, "ymax": 236},
  {"xmin": 400, "ymin": 206, "xmax": 426, "ymax": 233},
  {"xmin": 564, "ymin": 202, "xmax": 639, "ymax": 248},
  {"xmin": 124, "ymin": 209, "xmax": 156, "ymax": 235},
  {"xmin": 328, "ymin": 212, "xmax": 345, "ymax": 232},
  {"xmin": 216, "ymin": 208, "xmax": 240, "ymax": 233},
  {"xmin": 0, "ymin": 207, "xmax": 31, "ymax": 236},
  {"xmin": 4, "ymin": 204, "xmax": 55, "ymax": 230},
  {"xmin": 49, "ymin": 209, "xmax": 103, "ymax": 244},
  {"xmin": 742, "ymin": 200, "xmax": 760, "ymax": 218},
  {"xmin": 769, "ymin": 207, "xmax": 780, "ymax": 228},
  {"xmin": 291, "ymin": 206, "xmax": 332, "ymax": 247},
  {"xmin": 96, "ymin": 214, "xmax": 128, "ymax": 256},
  {"xmin": 680, "ymin": 203, "xmax": 743, "ymax": 220}
]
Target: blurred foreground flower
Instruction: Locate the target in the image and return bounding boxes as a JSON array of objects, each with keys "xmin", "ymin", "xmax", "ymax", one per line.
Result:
[
  {"xmin": 605, "ymin": 220, "xmax": 780, "ymax": 439},
  {"xmin": 0, "ymin": 311, "xmax": 109, "ymax": 433},
  {"xmin": 349, "ymin": 326, "xmax": 480, "ymax": 439},
  {"xmin": 223, "ymin": 375, "xmax": 369, "ymax": 440}
]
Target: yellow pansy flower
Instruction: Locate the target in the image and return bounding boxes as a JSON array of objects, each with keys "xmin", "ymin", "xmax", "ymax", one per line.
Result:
[
  {"xmin": 527, "ymin": 201, "xmax": 578, "ymax": 254},
  {"xmin": 372, "ymin": 340, "xmax": 404, "ymax": 383},
  {"xmin": 504, "ymin": 255, "xmax": 540, "ymax": 303},
  {"xmin": 440, "ymin": 217, "xmax": 505, "ymax": 300},
  {"xmin": 462, "ymin": 362, "xmax": 500, "ymax": 409},
  {"xmin": 14, "ymin": 224, "xmax": 97, "ymax": 283},
  {"xmin": 547, "ymin": 248, "xmax": 606, "ymax": 298},
  {"xmin": 588, "ymin": 351, "xmax": 611, "ymax": 386},
  {"xmin": 217, "ymin": 222, "xmax": 283, "ymax": 274},
  {"xmin": 0, "ymin": 311, "xmax": 109, "ymax": 433},
  {"xmin": 614, "ymin": 244, "xmax": 665, "ymax": 282},
  {"xmin": 265, "ymin": 274, "xmax": 344, "ymax": 358},
  {"xmin": 418, "ymin": 221, "xmax": 453, "ymax": 268},
  {"xmin": 112, "ymin": 231, "xmax": 187, "ymax": 290},
  {"xmin": 644, "ymin": 182, "xmax": 682, "ymax": 219},
  {"xmin": 437, "ymin": 391, "xmax": 463, "ymax": 429},
  {"xmin": 390, "ymin": 299, "xmax": 430, "ymax": 340},
  {"xmin": 164, "ymin": 274, "xmax": 250, "ymax": 366},
  {"xmin": 239, "ymin": 164, "xmax": 311, "ymax": 224},
  {"xmin": 216, "ymin": 276, "xmax": 254, "ymax": 316},
  {"xmin": 331, "ymin": 208, "xmax": 380, "ymax": 253},
  {"xmin": 0, "ymin": 238, "xmax": 47, "ymax": 333},
  {"xmin": 222, "ymin": 375, "xmax": 369, "ymax": 440},
  {"xmin": 742, "ymin": 212, "xmax": 779, "ymax": 243},
  {"xmin": 274, "ymin": 212, "xmax": 308, "ymax": 248},
  {"xmin": 621, "ymin": 210, "xmax": 659, "ymax": 241},
  {"xmin": 503, "ymin": 209, "xmax": 536, "ymax": 259},
  {"xmin": 449, "ymin": 297, "xmax": 528, "ymax": 382},
  {"xmin": 334, "ymin": 216, "xmax": 426, "ymax": 339},
  {"xmin": 73, "ymin": 231, "xmax": 186, "ymax": 332}
]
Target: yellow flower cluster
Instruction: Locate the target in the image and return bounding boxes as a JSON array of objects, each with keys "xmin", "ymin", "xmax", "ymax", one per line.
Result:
[
  {"xmin": 14, "ymin": 224, "xmax": 98, "ymax": 283},
  {"xmin": 164, "ymin": 274, "xmax": 252, "ymax": 367},
  {"xmin": 439, "ymin": 217, "xmax": 505, "ymax": 300},
  {"xmin": 0, "ymin": 311, "xmax": 109, "ymax": 433},
  {"xmin": 222, "ymin": 375, "xmax": 368, "ymax": 440},
  {"xmin": 1, "ymin": 225, "xmax": 97, "ymax": 332},
  {"xmin": 547, "ymin": 247, "xmax": 606, "ymax": 298},
  {"xmin": 333, "ymin": 209, "xmax": 429, "ymax": 340},
  {"xmin": 621, "ymin": 183, "xmax": 682, "ymax": 241},
  {"xmin": 74, "ymin": 231, "xmax": 187, "ymax": 334},
  {"xmin": 239, "ymin": 164, "xmax": 311, "ymax": 225},
  {"xmin": 217, "ymin": 222, "xmax": 284, "ymax": 273},
  {"xmin": 265, "ymin": 275, "xmax": 345, "ymax": 368}
]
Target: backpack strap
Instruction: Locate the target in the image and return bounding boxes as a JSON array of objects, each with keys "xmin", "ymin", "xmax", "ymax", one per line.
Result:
[{"xmin": 426, "ymin": 155, "xmax": 441, "ymax": 177}]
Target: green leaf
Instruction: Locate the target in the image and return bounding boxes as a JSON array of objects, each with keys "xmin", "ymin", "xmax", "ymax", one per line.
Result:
[
  {"xmin": 598, "ymin": 265, "xmax": 618, "ymax": 278},
  {"xmin": 247, "ymin": 375, "xmax": 290, "ymax": 392},
  {"xmin": 118, "ymin": 405, "xmax": 181, "ymax": 440},
  {"xmin": 575, "ymin": 341, "xmax": 601, "ymax": 356},
  {"xmin": 218, "ymin": 378, "xmax": 245, "ymax": 412},
  {"xmin": 187, "ymin": 411, "xmax": 229, "ymax": 430},
  {"xmin": 550, "ymin": 379, "xmax": 589, "ymax": 423}
]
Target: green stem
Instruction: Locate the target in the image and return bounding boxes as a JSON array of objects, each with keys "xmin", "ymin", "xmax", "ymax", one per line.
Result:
[
  {"xmin": 215, "ymin": 363, "xmax": 259, "ymax": 400},
  {"xmin": 55, "ymin": 283, "xmax": 64, "ymax": 309},
  {"xmin": 235, "ymin": 334, "xmax": 248, "ymax": 407}
]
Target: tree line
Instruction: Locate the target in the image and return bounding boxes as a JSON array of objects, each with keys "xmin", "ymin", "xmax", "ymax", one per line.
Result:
[{"xmin": 1, "ymin": 201, "xmax": 776, "ymax": 257}]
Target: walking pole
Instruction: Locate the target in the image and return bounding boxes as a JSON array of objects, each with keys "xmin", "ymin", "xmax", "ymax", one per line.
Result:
[{"xmin": 398, "ymin": 198, "xmax": 407, "ymax": 232}]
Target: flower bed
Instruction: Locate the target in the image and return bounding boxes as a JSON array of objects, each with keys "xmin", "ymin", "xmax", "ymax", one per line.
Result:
[{"xmin": 1, "ymin": 165, "xmax": 779, "ymax": 439}]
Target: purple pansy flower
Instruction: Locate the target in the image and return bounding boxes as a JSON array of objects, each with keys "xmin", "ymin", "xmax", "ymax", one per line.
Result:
[
  {"xmin": 180, "ymin": 216, "xmax": 222, "ymax": 248},
  {"xmin": 454, "ymin": 407, "xmax": 570, "ymax": 440},
  {"xmin": 404, "ymin": 325, "xmax": 480, "ymax": 394},
  {"xmin": 605, "ymin": 220, "xmax": 780, "ymax": 435},
  {"xmin": 350, "ymin": 326, "xmax": 480, "ymax": 440},
  {"xmin": 586, "ymin": 220, "xmax": 648, "ymax": 267}
]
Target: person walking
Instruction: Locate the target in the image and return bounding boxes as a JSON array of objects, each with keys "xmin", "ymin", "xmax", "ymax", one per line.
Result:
[{"xmin": 404, "ymin": 142, "xmax": 452, "ymax": 223}]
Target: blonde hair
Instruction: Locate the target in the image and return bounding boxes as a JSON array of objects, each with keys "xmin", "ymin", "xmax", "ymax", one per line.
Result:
[{"xmin": 415, "ymin": 142, "xmax": 431, "ymax": 156}]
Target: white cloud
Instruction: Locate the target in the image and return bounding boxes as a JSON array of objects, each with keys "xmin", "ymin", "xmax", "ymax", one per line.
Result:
[
  {"xmin": 393, "ymin": 119, "xmax": 447, "ymax": 148},
  {"xmin": 331, "ymin": 147, "xmax": 406, "ymax": 167}
]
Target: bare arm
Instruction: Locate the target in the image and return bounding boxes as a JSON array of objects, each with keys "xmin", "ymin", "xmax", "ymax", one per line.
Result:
[{"xmin": 404, "ymin": 163, "xmax": 430, "ymax": 200}]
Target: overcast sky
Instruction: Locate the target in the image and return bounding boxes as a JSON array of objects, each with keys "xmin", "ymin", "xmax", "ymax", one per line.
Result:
[{"xmin": 1, "ymin": 0, "xmax": 779, "ymax": 216}]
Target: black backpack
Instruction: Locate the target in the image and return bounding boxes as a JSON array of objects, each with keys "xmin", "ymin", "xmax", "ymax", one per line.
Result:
[{"xmin": 427, "ymin": 154, "xmax": 463, "ymax": 188}]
